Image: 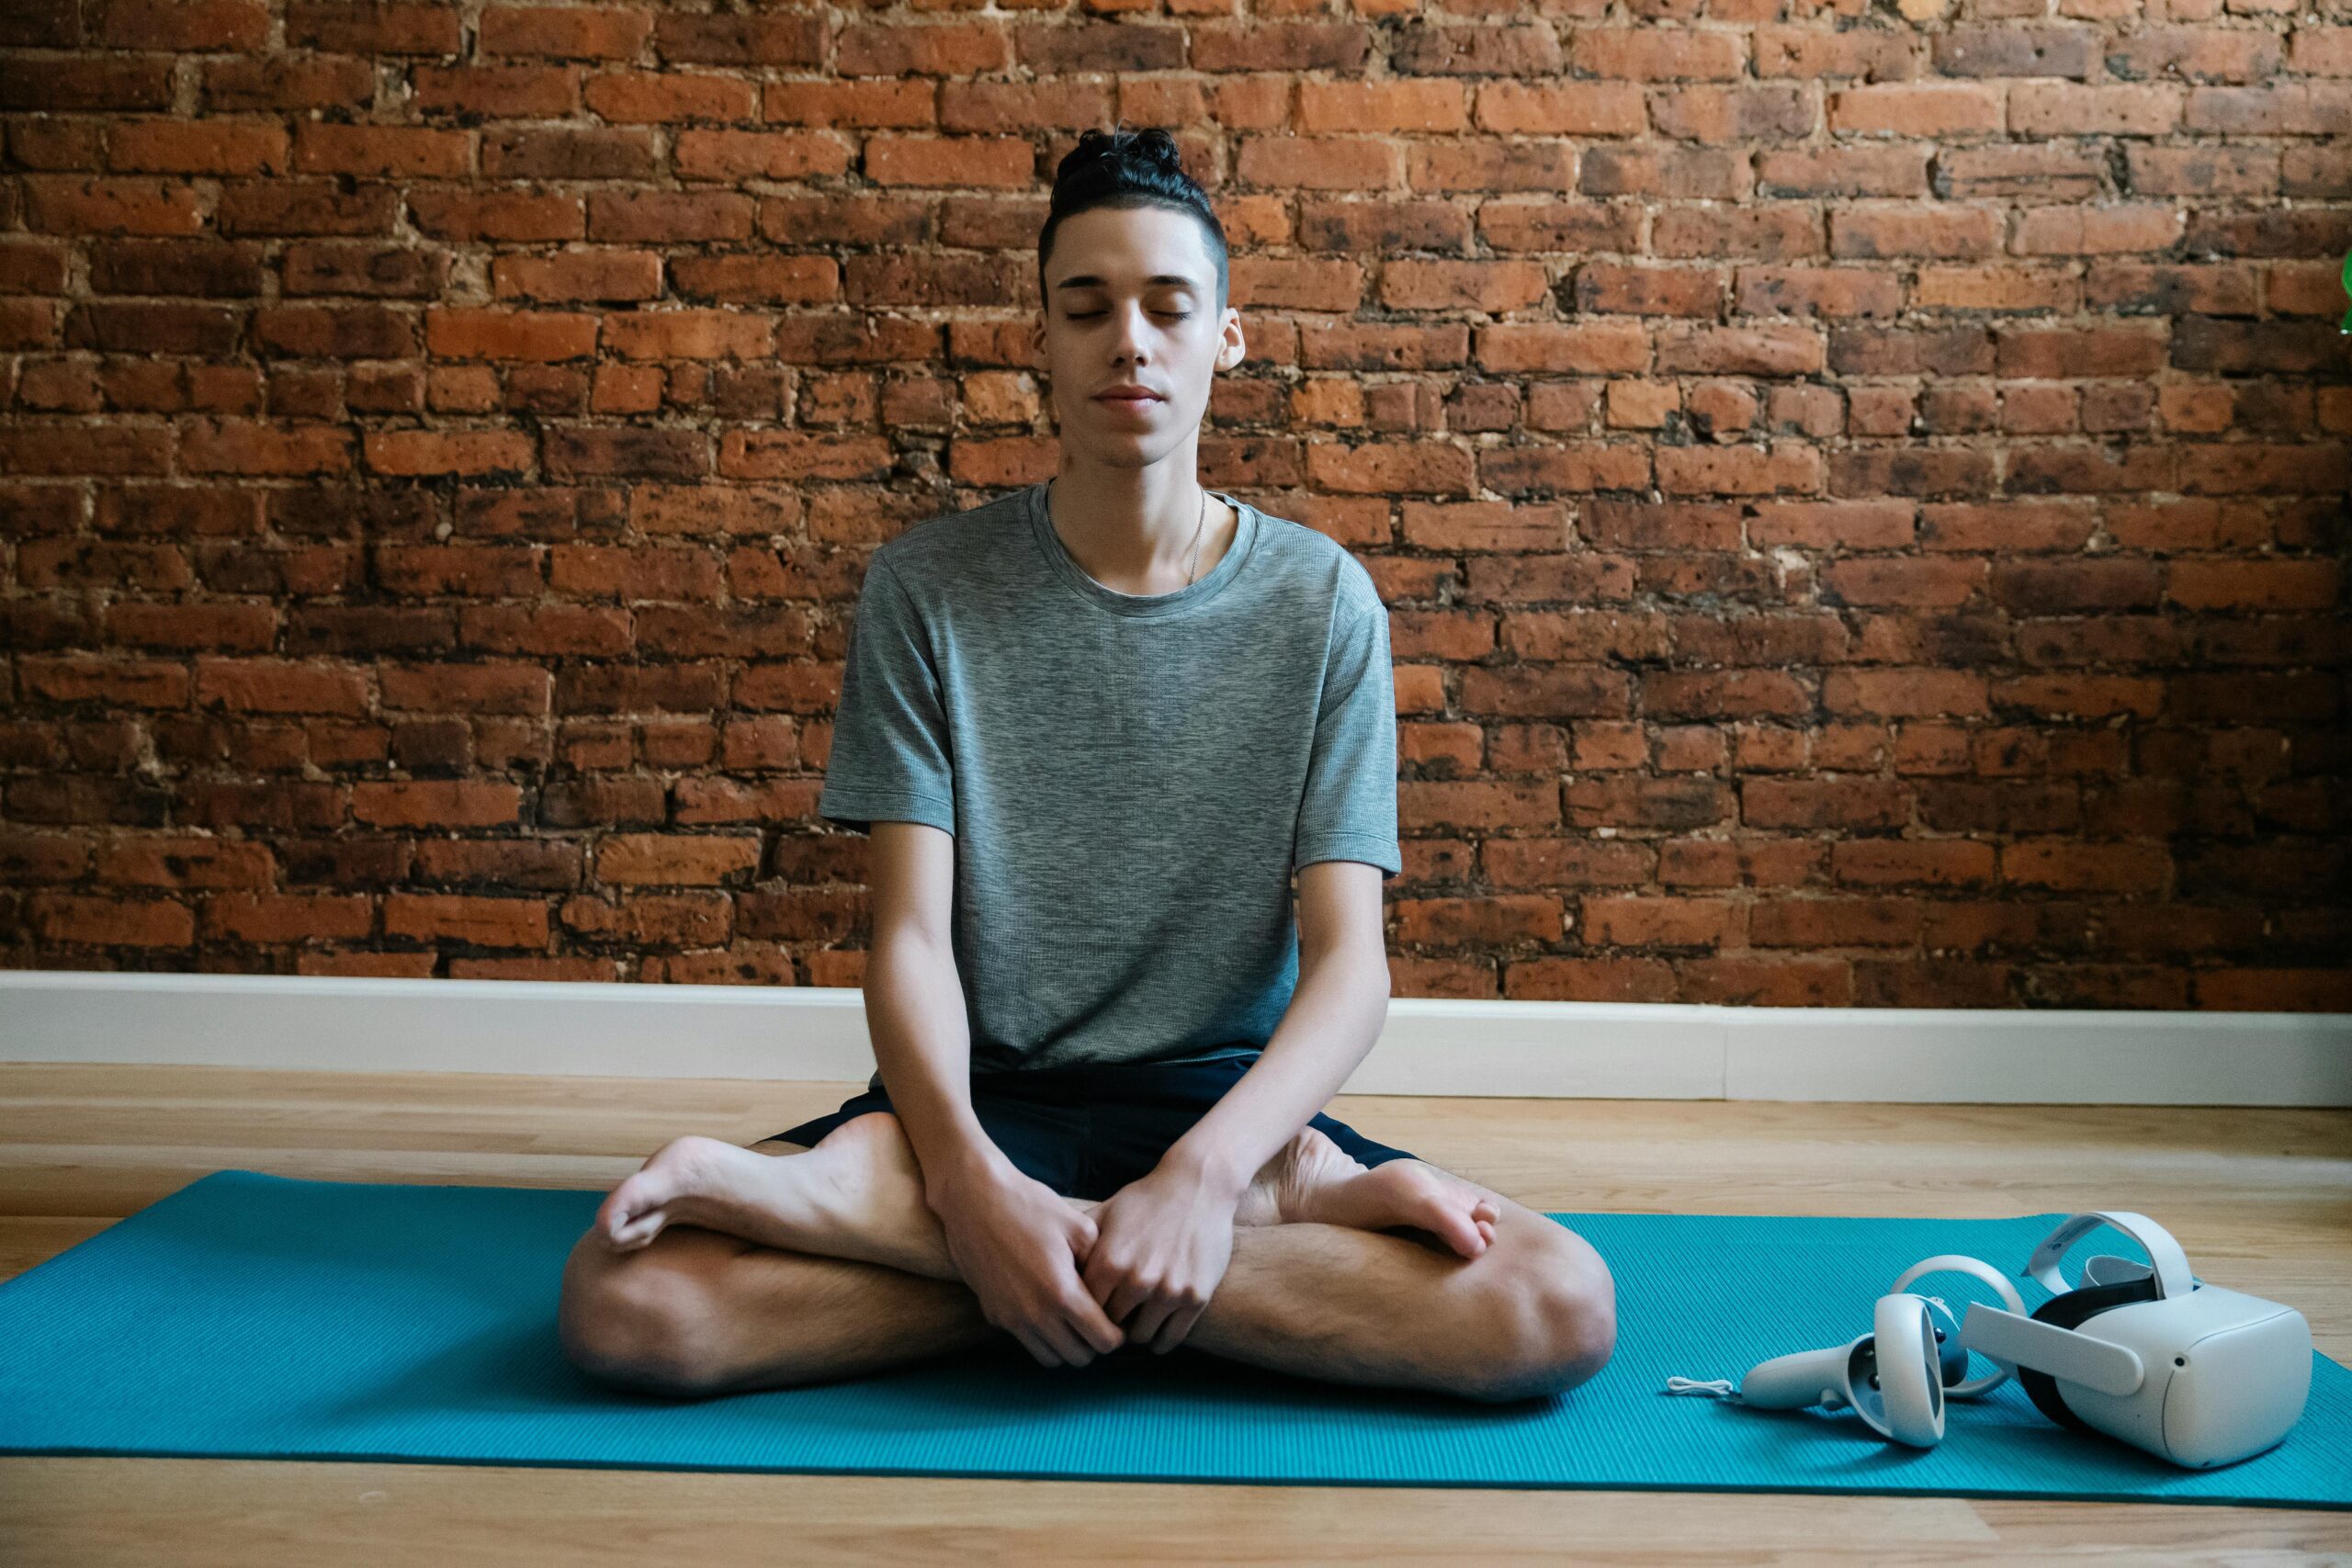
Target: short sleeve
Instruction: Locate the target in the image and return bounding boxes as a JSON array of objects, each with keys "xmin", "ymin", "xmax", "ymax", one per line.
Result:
[
  {"xmin": 1293, "ymin": 581, "xmax": 1401, "ymax": 880},
  {"xmin": 817, "ymin": 556, "xmax": 956, "ymax": 836}
]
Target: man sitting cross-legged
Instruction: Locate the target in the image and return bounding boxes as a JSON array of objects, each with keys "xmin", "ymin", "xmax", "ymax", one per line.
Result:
[
  {"xmin": 559, "ymin": 833, "xmax": 1616, "ymax": 1405},
  {"xmin": 556, "ymin": 126, "xmax": 1616, "ymax": 1404}
]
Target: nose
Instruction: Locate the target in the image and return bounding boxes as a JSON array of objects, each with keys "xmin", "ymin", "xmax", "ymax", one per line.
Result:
[{"xmin": 1109, "ymin": 299, "xmax": 1152, "ymax": 366}]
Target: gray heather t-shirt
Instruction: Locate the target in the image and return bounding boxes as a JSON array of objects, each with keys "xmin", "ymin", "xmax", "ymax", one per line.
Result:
[{"xmin": 818, "ymin": 478, "xmax": 1400, "ymax": 1088}]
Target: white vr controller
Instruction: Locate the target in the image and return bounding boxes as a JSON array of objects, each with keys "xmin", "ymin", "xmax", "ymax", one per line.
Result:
[{"xmin": 1668, "ymin": 1212, "xmax": 2313, "ymax": 1469}]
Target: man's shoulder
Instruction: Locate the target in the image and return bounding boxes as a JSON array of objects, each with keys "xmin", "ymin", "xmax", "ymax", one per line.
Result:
[
  {"xmin": 1249, "ymin": 505, "xmax": 1384, "ymax": 621},
  {"xmin": 871, "ymin": 484, "xmax": 1030, "ymax": 585}
]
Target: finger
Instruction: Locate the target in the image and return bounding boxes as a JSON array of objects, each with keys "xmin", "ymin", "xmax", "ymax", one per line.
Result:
[
  {"xmin": 1081, "ymin": 1253, "xmax": 1135, "ymax": 1315},
  {"xmin": 1065, "ymin": 1290, "xmax": 1126, "ymax": 1354},
  {"xmin": 1103, "ymin": 1276, "xmax": 1150, "ymax": 1326},
  {"xmin": 1036, "ymin": 1316, "xmax": 1092, "ymax": 1367},
  {"xmin": 1011, "ymin": 1325, "xmax": 1059, "ymax": 1368},
  {"xmin": 1150, "ymin": 1300, "xmax": 1207, "ymax": 1354},
  {"xmin": 1126, "ymin": 1292, "xmax": 1180, "ymax": 1348}
]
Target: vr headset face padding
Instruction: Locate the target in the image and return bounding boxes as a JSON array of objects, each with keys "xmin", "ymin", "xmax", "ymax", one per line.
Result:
[{"xmin": 2016, "ymin": 1276, "xmax": 2164, "ymax": 1440}]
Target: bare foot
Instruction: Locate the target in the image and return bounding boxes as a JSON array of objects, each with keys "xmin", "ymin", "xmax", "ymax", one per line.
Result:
[
  {"xmin": 1234, "ymin": 1127, "xmax": 1502, "ymax": 1258},
  {"xmin": 594, "ymin": 1112, "xmax": 948, "ymax": 1277}
]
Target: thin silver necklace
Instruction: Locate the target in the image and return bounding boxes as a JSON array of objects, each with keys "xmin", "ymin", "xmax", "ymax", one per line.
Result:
[{"xmin": 1050, "ymin": 479, "xmax": 1211, "ymax": 589}]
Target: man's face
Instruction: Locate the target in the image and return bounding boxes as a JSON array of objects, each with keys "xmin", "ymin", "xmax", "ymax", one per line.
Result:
[{"xmin": 1031, "ymin": 204, "xmax": 1243, "ymax": 466}]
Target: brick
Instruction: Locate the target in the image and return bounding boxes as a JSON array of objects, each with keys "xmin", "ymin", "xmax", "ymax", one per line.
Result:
[
  {"xmin": 425, "ymin": 308, "xmax": 597, "ymax": 362},
  {"xmin": 1738, "ymin": 266, "xmax": 1904, "ymax": 318},
  {"xmin": 288, "ymin": 2, "xmax": 460, "ymax": 54},
  {"xmin": 1832, "ymin": 204, "xmax": 2003, "ymax": 258},
  {"xmin": 1581, "ymin": 146, "xmax": 1750, "ymax": 200},
  {"xmin": 1652, "ymin": 85, "xmax": 1816, "ymax": 142},
  {"xmin": 2185, "ymin": 84, "xmax": 2352, "ymax": 136},
  {"xmin": 1405, "ymin": 141, "xmax": 1565, "ymax": 193},
  {"xmin": 24, "ymin": 176, "xmax": 204, "ymax": 236},
  {"xmin": 1832, "ymin": 840, "xmax": 1996, "ymax": 886},
  {"xmin": 1569, "ymin": 29, "xmax": 1745, "ymax": 80},
  {"xmin": 1755, "ymin": 26, "xmax": 1917, "ymax": 81},
  {"xmin": 655, "ymin": 12, "xmax": 826, "ymax": 69},
  {"xmin": 108, "ymin": 121, "xmax": 288, "ymax": 176},
  {"xmin": 202, "ymin": 55, "xmax": 374, "ymax": 112},
  {"xmin": 1932, "ymin": 27, "xmax": 2096, "ymax": 79},
  {"xmin": 1576, "ymin": 264, "xmax": 1723, "ymax": 316},
  {"xmin": 2109, "ymin": 28, "xmax": 2283, "ymax": 84},
  {"xmin": 1912, "ymin": 265, "xmax": 2081, "ymax": 311},
  {"xmin": 583, "ymin": 70, "xmax": 758, "ymax": 124},
  {"xmin": 2012, "ymin": 206, "xmax": 2182, "ymax": 255},
  {"xmin": 1654, "ymin": 205, "xmax": 1823, "ymax": 260},
  {"xmin": 364, "ymin": 430, "xmax": 534, "ymax": 478},
  {"xmin": 1758, "ymin": 893, "xmax": 1918, "ymax": 944},
  {"xmin": 2010, "ymin": 83, "xmax": 2182, "ymax": 135},
  {"xmin": 1828, "ymin": 84, "xmax": 2003, "ymax": 136},
  {"xmin": 1999, "ymin": 840, "xmax": 2168, "ymax": 894},
  {"xmin": 1937, "ymin": 145, "xmax": 2107, "ymax": 200},
  {"xmin": 1995, "ymin": 325, "xmax": 2167, "ymax": 377},
  {"xmin": 1657, "ymin": 443, "xmax": 1824, "ymax": 495},
  {"xmin": 1302, "ymin": 79, "xmax": 1470, "ymax": 133},
  {"xmin": 1758, "ymin": 146, "xmax": 1928, "ymax": 197},
  {"xmin": 293, "ymin": 124, "xmax": 470, "ymax": 179},
  {"xmin": 1655, "ymin": 324, "xmax": 1826, "ymax": 377},
  {"xmin": 1475, "ymin": 82, "xmax": 1645, "ymax": 136},
  {"xmin": 1581, "ymin": 896, "xmax": 1738, "ymax": 949}
]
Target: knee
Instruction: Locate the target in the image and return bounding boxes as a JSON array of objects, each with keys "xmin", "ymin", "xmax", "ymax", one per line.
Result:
[
  {"xmin": 1464, "ymin": 1230, "xmax": 1617, "ymax": 1404},
  {"xmin": 557, "ymin": 1232, "xmax": 729, "ymax": 1399}
]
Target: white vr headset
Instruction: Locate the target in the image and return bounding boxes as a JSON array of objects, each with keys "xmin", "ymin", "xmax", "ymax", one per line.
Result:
[{"xmin": 1668, "ymin": 1211, "xmax": 2313, "ymax": 1469}]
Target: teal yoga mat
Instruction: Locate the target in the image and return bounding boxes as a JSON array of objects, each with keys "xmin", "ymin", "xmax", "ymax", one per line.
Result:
[{"xmin": 3, "ymin": 1169, "xmax": 2347, "ymax": 1507}]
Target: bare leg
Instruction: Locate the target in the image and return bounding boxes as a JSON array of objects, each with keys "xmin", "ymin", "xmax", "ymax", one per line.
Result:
[
  {"xmin": 591, "ymin": 1113, "xmax": 1505, "ymax": 1276},
  {"xmin": 561, "ymin": 1115, "xmax": 1612, "ymax": 1404}
]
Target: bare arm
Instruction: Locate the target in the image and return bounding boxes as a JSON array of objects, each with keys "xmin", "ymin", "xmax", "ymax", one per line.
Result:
[
  {"xmin": 1161, "ymin": 857, "xmax": 1393, "ymax": 1201},
  {"xmin": 859, "ymin": 819, "xmax": 1003, "ymax": 1186},
  {"xmin": 860, "ymin": 818, "xmax": 1125, "ymax": 1365}
]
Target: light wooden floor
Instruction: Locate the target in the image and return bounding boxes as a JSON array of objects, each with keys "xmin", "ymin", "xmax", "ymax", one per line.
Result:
[{"xmin": 2, "ymin": 1064, "xmax": 2347, "ymax": 1566}]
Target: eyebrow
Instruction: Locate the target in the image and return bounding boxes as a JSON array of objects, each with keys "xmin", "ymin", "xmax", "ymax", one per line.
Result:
[{"xmin": 1052, "ymin": 274, "xmax": 1201, "ymax": 291}]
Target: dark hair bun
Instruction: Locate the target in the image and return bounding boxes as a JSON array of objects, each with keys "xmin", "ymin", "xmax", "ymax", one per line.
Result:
[{"xmin": 1057, "ymin": 127, "xmax": 1185, "ymax": 187}]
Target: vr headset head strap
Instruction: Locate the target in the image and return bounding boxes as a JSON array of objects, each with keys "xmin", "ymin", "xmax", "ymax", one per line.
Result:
[{"xmin": 2025, "ymin": 1211, "xmax": 2195, "ymax": 1299}]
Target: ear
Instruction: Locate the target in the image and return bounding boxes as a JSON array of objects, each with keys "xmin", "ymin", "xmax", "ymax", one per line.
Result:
[{"xmin": 1216, "ymin": 310, "xmax": 1246, "ymax": 369}]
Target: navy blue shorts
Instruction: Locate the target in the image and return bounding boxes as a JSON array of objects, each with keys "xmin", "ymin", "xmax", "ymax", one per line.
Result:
[{"xmin": 765, "ymin": 1052, "xmax": 1418, "ymax": 1203}]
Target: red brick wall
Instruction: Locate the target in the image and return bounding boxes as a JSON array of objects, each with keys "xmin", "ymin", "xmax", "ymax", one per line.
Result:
[{"xmin": 1, "ymin": 4, "xmax": 2346, "ymax": 1010}]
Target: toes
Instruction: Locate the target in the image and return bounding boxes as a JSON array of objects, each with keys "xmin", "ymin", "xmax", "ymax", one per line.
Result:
[
  {"xmin": 611, "ymin": 1217, "xmax": 663, "ymax": 1251},
  {"xmin": 601, "ymin": 1161, "xmax": 684, "ymax": 1247},
  {"xmin": 603, "ymin": 1195, "xmax": 661, "ymax": 1249},
  {"xmin": 1428, "ymin": 1204, "xmax": 1488, "ymax": 1258}
]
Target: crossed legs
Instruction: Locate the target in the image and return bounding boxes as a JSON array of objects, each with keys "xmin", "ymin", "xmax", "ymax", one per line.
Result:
[{"xmin": 559, "ymin": 1111, "xmax": 1615, "ymax": 1404}]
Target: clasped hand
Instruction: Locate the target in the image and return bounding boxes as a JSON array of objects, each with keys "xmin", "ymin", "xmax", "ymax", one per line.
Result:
[{"xmin": 1080, "ymin": 1160, "xmax": 1239, "ymax": 1354}]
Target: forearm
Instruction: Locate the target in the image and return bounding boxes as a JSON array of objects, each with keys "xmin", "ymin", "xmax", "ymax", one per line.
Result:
[
  {"xmin": 1162, "ymin": 937, "xmax": 1392, "ymax": 1201},
  {"xmin": 863, "ymin": 931, "xmax": 1013, "ymax": 1198}
]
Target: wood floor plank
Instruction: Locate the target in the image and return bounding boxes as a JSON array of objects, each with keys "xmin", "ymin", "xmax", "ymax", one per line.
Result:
[{"xmin": 2, "ymin": 1064, "xmax": 2346, "ymax": 1563}]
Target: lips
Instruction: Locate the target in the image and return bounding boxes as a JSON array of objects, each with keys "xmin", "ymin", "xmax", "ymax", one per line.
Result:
[{"xmin": 1095, "ymin": 389, "xmax": 1162, "ymax": 404}]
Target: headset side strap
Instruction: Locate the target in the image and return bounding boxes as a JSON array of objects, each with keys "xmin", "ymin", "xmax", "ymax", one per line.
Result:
[{"xmin": 1955, "ymin": 1303, "xmax": 2147, "ymax": 1398}]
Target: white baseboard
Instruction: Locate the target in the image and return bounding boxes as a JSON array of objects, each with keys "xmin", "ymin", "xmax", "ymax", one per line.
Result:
[{"xmin": 3, "ymin": 970, "xmax": 2347, "ymax": 1105}]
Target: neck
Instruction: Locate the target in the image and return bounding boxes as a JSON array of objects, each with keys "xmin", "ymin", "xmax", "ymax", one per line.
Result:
[{"xmin": 1046, "ymin": 453, "xmax": 1233, "ymax": 587}]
